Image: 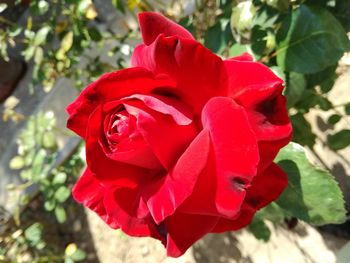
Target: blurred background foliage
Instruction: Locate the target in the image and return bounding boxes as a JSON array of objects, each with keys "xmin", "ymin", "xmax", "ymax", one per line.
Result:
[{"xmin": 0, "ymin": 0, "xmax": 350, "ymax": 262}]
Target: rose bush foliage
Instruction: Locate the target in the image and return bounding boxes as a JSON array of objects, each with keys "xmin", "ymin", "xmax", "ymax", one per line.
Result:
[{"xmin": 66, "ymin": 12, "xmax": 292, "ymax": 257}]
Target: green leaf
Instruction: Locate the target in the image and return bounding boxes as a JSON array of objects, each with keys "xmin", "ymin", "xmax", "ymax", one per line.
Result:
[
  {"xmin": 61, "ymin": 31, "xmax": 74, "ymax": 53},
  {"xmin": 344, "ymin": 102, "xmax": 350, "ymax": 115},
  {"xmin": 34, "ymin": 26, "xmax": 50, "ymax": 46},
  {"xmin": 275, "ymin": 142, "xmax": 347, "ymax": 225},
  {"xmin": 263, "ymin": 0, "xmax": 289, "ymax": 12},
  {"xmin": 42, "ymin": 131, "xmax": 57, "ymax": 150},
  {"xmin": 24, "ymin": 223, "xmax": 44, "ymax": 247},
  {"xmin": 9, "ymin": 26, "xmax": 22, "ymax": 37},
  {"xmin": 327, "ymin": 114, "xmax": 341, "ymax": 125},
  {"xmin": 71, "ymin": 249, "xmax": 86, "ymax": 261},
  {"xmin": 269, "ymin": 66, "xmax": 285, "ymax": 81},
  {"xmin": 294, "ymin": 90, "xmax": 320, "ymax": 111},
  {"xmin": 333, "ymin": 0, "xmax": 350, "ymax": 31},
  {"xmin": 306, "ymin": 65, "xmax": 337, "ymax": 92},
  {"xmin": 327, "ymin": 130, "xmax": 350, "ymax": 150},
  {"xmin": 251, "ymin": 26, "xmax": 268, "ymax": 55},
  {"xmin": 64, "ymin": 0, "xmax": 79, "ymax": 4},
  {"xmin": 38, "ymin": 0, "xmax": 49, "ymax": 14},
  {"xmin": 248, "ymin": 215, "xmax": 271, "ymax": 242},
  {"xmin": 77, "ymin": 0, "xmax": 90, "ymax": 14},
  {"xmin": 34, "ymin": 47, "xmax": 44, "ymax": 64},
  {"xmin": 29, "ymin": 0, "xmax": 49, "ymax": 15},
  {"xmin": 64, "ymin": 258, "xmax": 75, "ymax": 263},
  {"xmin": 205, "ymin": 22, "xmax": 226, "ymax": 54},
  {"xmin": 290, "ymin": 113, "xmax": 316, "ymax": 147},
  {"xmin": 53, "ymin": 172, "xmax": 67, "ymax": 185},
  {"xmin": 276, "ymin": 5, "xmax": 350, "ymax": 73},
  {"xmin": 178, "ymin": 17, "xmax": 195, "ymax": 36},
  {"xmin": 55, "ymin": 205, "xmax": 67, "ymax": 223},
  {"xmin": 22, "ymin": 46, "xmax": 36, "ymax": 61},
  {"xmin": 44, "ymin": 199, "xmax": 56, "ymax": 211},
  {"xmin": 258, "ymin": 202, "xmax": 288, "ymax": 223},
  {"xmin": 35, "ymin": 241, "xmax": 46, "ymax": 250},
  {"xmin": 31, "ymin": 149, "xmax": 47, "ymax": 178},
  {"xmin": 253, "ymin": 6, "xmax": 280, "ymax": 29},
  {"xmin": 54, "ymin": 186, "xmax": 71, "ymax": 203},
  {"xmin": 229, "ymin": 44, "xmax": 250, "ymax": 57},
  {"xmin": 9, "ymin": 156, "xmax": 25, "ymax": 170},
  {"xmin": 318, "ymin": 97, "xmax": 332, "ymax": 111},
  {"xmin": 87, "ymin": 26, "xmax": 102, "ymax": 42},
  {"xmin": 285, "ymin": 72, "xmax": 306, "ymax": 108}
]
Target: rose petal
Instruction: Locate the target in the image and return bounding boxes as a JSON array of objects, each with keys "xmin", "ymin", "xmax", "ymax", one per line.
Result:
[
  {"xmin": 102, "ymin": 187, "xmax": 165, "ymax": 242},
  {"xmin": 106, "ymin": 146, "xmax": 162, "ymax": 171},
  {"xmin": 165, "ymin": 212, "xmax": 218, "ymax": 257},
  {"xmin": 212, "ymin": 163, "xmax": 288, "ymax": 232},
  {"xmin": 224, "ymin": 59, "xmax": 283, "ymax": 99},
  {"xmin": 180, "ymin": 97, "xmax": 259, "ymax": 218},
  {"xmin": 72, "ymin": 167, "xmax": 108, "ymax": 221},
  {"xmin": 224, "ymin": 60, "xmax": 292, "ymax": 170},
  {"xmin": 66, "ymin": 67, "xmax": 175, "ymax": 138},
  {"xmin": 143, "ymin": 130, "xmax": 210, "ymax": 224},
  {"xmin": 132, "ymin": 36, "xmax": 227, "ymax": 114},
  {"xmin": 245, "ymin": 95, "xmax": 292, "ymax": 170},
  {"xmin": 101, "ymin": 100, "xmax": 163, "ymax": 170},
  {"xmin": 138, "ymin": 12, "xmax": 194, "ymax": 45},
  {"xmin": 74, "ymin": 170, "xmax": 164, "ymax": 241},
  {"xmin": 86, "ymin": 105, "xmax": 151, "ymax": 188},
  {"xmin": 123, "ymin": 100, "xmax": 197, "ymax": 170},
  {"xmin": 124, "ymin": 94, "xmax": 193, "ymax": 125},
  {"xmin": 245, "ymin": 163, "xmax": 288, "ymax": 209},
  {"xmin": 245, "ymin": 94, "xmax": 292, "ymax": 141},
  {"xmin": 202, "ymin": 97, "xmax": 259, "ymax": 216},
  {"xmin": 210, "ymin": 206, "xmax": 255, "ymax": 233},
  {"xmin": 226, "ymin": 52, "xmax": 254, "ymax": 62}
]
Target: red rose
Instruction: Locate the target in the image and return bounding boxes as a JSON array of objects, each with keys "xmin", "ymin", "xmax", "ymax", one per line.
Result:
[{"xmin": 67, "ymin": 12, "xmax": 292, "ymax": 257}]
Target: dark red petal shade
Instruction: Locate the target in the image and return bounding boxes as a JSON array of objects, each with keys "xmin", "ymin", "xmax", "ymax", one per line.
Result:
[
  {"xmin": 138, "ymin": 12, "xmax": 194, "ymax": 45},
  {"xmin": 165, "ymin": 212, "xmax": 218, "ymax": 257}
]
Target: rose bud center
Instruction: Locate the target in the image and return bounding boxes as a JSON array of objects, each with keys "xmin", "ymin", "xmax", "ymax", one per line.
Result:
[{"xmin": 101, "ymin": 104, "xmax": 163, "ymax": 170}]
